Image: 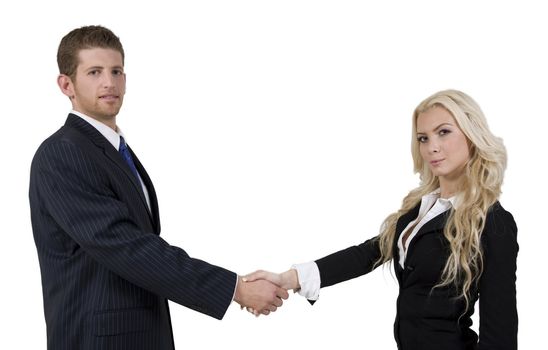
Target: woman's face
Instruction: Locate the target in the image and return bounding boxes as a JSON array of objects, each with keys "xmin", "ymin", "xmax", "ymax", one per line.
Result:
[{"xmin": 416, "ymin": 106, "xmax": 471, "ymax": 186}]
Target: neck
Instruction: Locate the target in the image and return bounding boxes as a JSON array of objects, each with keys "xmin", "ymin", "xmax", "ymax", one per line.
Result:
[
  {"xmin": 103, "ymin": 119, "xmax": 117, "ymax": 131},
  {"xmin": 90, "ymin": 114, "xmax": 117, "ymax": 131},
  {"xmin": 73, "ymin": 109, "xmax": 117, "ymax": 131},
  {"xmin": 439, "ymin": 178, "xmax": 458, "ymax": 198}
]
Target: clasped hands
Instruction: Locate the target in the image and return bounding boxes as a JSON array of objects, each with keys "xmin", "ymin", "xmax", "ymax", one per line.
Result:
[{"xmin": 233, "ymin": 269, "xmax": 300, "ymax": 316}]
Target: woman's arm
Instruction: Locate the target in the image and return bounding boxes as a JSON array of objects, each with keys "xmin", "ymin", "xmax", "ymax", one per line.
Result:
[
  {"xmin": 315, "ymin": 236, "xmax": 382, "ymax": 288},
  {"xmin": 478, "ymin": 205, "xmax": 518, "ymax": 350},
  {"xmin": 245, "ymin": 235, "xmax": 382, "ymax": 300}
]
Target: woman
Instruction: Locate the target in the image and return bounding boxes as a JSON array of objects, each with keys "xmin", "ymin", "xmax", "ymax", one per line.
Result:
[{"xmin": 246, "ymin": 90, "xmax": 518, "ymax": 350}]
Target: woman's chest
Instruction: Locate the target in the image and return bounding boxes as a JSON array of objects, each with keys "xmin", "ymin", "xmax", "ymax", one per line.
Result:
[{"xmin": 397, "ymin": 232, "xmax": 451, "ymax": 287}]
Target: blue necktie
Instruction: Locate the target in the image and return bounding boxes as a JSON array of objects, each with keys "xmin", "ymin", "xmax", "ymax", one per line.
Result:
[{"xmin": 119, "ymin": 136, "xmax": 140, "ymax": 181}]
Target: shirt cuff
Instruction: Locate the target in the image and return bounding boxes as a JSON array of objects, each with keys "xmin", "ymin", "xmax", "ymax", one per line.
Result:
[
  {"xmin": 292, "ymin": 262, "xmax": 321, "ymax": 301},
  {"xmin": 231, "ymin": 274, "xmax": 239, "ymax": 301}
]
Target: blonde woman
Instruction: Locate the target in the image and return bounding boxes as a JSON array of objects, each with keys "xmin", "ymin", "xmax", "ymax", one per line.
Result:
[{"xmin": 246, "ymin": 90, "xmax": 518, "ymax": 350}]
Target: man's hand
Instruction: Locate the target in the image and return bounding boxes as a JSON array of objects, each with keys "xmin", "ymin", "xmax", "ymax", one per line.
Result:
[{"xmin": 233, "ymin": 276, "xmax": 289, "ymax": 316}]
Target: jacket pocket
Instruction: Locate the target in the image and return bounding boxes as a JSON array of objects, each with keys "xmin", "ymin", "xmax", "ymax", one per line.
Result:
[{"xmin": 92, "ymin": 307, "xmax": 154, "ymax": 337}]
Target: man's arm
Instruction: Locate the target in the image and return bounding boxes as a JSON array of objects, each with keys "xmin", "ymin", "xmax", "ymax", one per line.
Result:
[{"xmin": 31, "ymin": 139, "xmax": 284, "ymax": 318}]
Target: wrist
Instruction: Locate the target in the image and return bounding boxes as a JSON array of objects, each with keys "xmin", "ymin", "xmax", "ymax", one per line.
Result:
[
  {"xmin": 233, "ymin": 276, "xmax": 245, "ymax": 304},
  {"xmin": 282, "ymin": 269, "xmax": 300, "ymax": 290}
]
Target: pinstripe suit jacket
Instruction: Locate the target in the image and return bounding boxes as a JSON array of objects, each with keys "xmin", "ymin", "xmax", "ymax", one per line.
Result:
[{"xmin": 29, "ymin": 114, "xmax": 237, "ymax": 350}]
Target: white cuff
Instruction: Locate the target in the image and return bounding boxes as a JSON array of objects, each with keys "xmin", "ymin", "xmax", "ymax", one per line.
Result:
[
  {"xmin": 292, "ymin": 262, "xmax": 321, "ymax": 301},
  {"xmin": 231, "ymin": 273, "xmax": 239, "ymax": 301}
]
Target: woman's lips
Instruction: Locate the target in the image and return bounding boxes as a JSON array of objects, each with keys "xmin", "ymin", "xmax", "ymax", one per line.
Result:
[{"xmin": 430, "ymin": 159, "xmax": 444, "ymax": 166}]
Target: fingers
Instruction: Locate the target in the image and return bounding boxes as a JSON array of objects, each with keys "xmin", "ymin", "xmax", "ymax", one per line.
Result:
[
  {"xmin": 244, "ymin": 269, "xmax": 299, "ymax": 290},
  {"xmin": 244, "ymin": 297, "xmax": 282, "ymax": 313},
  {"xmin": 276, "ymin": 286, "xmax": 289, "ymax": 300},
  {"xmin": 243, "ymin": 295, "xmax": 283, "ymax": 316},
  {"xmin": 242, "ymin": 270, "xmax": 267, "ymax": 283},
  {"xmin": 244, "ymin": 270, "xmax": 281, "ymax": 286},
  {"xmin": 236, "ymin": 272, "xmax": 290, "ymax": 317},
  {"xmin": 244, "ymin": 307, "xmax": 270, "ymax": 317},
  {"xmin": 245, "ymin": 305, "xmax": 277, "ymax": 316}
]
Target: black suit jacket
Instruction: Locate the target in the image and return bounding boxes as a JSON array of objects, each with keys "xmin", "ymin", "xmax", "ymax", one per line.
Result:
[
  {"xmin": 315, "ymin": 202, "xmax": 518, "ymax": 350},
  {"xmin": 29, "ymin": 114, "xmax": 237, "ymax": 350}
]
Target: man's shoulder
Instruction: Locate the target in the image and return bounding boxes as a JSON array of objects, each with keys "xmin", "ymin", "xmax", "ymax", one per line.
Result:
[
  {"xmin": 31, "ymin": 118, "xmax": 97, "ymax": 169},
  {"xmin": 34, "ymin": 124, "xmax": 75, "ymax": 154}
]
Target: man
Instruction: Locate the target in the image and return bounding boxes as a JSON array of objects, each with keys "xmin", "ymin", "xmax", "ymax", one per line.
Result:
[{"xmin": 29, "ymin": 25, "xmax": 287, "ymax": 350}]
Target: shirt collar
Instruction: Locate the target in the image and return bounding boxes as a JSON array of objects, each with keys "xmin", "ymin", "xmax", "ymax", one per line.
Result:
[
  {"xmin": 424, "ymin": 188, "xmax": 458, "ymax": 209},
  {"xmin": 71, "ymin": 110, "xmax": 125, "ymax": 151}
]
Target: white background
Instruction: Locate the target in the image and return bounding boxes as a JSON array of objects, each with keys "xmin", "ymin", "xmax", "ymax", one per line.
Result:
[{"xmin": 1, "ymin": 0, "xmax": 546, "ymax": 348}]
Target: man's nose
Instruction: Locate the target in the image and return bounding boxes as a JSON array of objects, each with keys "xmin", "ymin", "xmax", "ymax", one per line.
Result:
[{"xmin": 102, "ymin": 73, "xmax": 115, "ymax": 88}]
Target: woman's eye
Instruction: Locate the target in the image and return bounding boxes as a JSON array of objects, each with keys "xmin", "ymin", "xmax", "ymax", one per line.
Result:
[
  {"xmin": 439, "ymin": 129, "xmax": 451, "ymax": 136},
  {"xmin": 417, "ymin": 136, "xmax": 427, "ymax": 143}
]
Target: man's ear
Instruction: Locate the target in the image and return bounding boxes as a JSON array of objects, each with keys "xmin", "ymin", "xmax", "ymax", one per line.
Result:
[{"xmin": 57, "ymin": 74, "xmax": 74, "ymax": 99}]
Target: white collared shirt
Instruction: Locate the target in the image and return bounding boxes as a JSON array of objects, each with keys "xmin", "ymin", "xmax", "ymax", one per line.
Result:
[
  {"xmin": 397, "ymin": 190, "xmax": 455, "ymax": 268},
  {"xmin": 293, "ymin": 189, "xmax": 455, "ymax": 301},
  {"xmin": 71, "ymin": 110, "xmax": 151, "ymax": 211}
]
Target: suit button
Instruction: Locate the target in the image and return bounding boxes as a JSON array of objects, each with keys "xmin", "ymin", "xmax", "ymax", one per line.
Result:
[{"xmin": 406, "ymin": 265, "xmax": 415, "ymax": 271}]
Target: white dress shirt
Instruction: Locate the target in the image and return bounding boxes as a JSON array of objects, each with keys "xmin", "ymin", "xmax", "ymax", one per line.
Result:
[
  {"xmin": 71, "ymin": 110, "xmax": 151, "ymax": 211},
  {"xmin": 293, "ymin": 189, "xmax": 455, "ymax": 301}
]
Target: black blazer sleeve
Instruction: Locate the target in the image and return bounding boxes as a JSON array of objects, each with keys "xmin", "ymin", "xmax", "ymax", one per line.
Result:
[
  {"xmin": 478, "ymin": 205, "xmax": 518, "ymax": 350},
  {"xmin": 315, "ymin": 236, "xmax": 381, "ymax": 288},
  {"xmin": 32, "ymin": 139, "xmax": 236, "ymax": 319}
]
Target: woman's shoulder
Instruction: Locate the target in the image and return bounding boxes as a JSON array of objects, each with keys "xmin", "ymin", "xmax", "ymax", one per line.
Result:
[
  {"xmin": 483, "ymin": 201, "xmax": 518, "ymax": 243},
  {"xmin": 486, "ymin": 201, "xmax": 516, "ymax": 224}
]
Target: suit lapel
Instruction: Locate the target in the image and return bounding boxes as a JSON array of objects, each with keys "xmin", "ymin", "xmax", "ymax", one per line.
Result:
[
  {"xmin": 395, "ymin": 204, "xmax": 420, "ymax": 241},
  {"xmin": 393, "ymin": 204, "xmax": 420, "ymax": 279},
  {"xmin": 413, "ymin": 211, "xmax": 449, "ymax": 238},
  {"xmin": 404, "ymin": 210, "xmax": 449, "ymax": 264},
  {"xmin": 64, "ymin": 114, "xmax": 156, "ymax": 226},
  {"xmin": 393, "ymin": 202, "xmax": 450, "ymax": 244},
  {"xmin": 392, "ymin": 202, "xmax": 450, "ymax": 274},
  {"xmin": 131, "ymin": 148, "xmax": 161, "ymax": 233},
  {"xmin": 65, "ymin": 114, "xmax": 110, "ymax": 148}
]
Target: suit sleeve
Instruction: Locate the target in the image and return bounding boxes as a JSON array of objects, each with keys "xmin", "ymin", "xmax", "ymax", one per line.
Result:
[
  {"xmin": 478, "ymin": 207, "xmax": 518, "ymax": 350},
  {"xmin": 32, "ymin": 140, "xmax": 237, "ymax": 319},
  {"xmin": 315, "ymin": 236, "xmax": 382, "ymax": 288}
]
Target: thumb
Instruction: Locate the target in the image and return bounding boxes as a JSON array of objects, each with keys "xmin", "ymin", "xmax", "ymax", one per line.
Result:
[{"xmin": 242, "ymin": 270, "xmax": 268, "ymax": 283}]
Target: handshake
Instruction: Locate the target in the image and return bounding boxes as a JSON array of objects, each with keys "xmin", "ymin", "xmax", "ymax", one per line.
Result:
[{"xmin": 233, "ymin": 269, "xmax": 300, "ymax": 316}]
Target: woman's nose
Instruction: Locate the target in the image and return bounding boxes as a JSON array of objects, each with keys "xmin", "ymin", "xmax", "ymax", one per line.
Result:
[{"xmin": 428, "ymin": 139, "xmax": 440, "ymax": 154}]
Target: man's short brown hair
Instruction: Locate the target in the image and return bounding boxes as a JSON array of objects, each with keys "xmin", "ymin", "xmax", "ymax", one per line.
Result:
[{"xmin": 57, "ymin": 25, "xmax": 125, "ymax": 79}]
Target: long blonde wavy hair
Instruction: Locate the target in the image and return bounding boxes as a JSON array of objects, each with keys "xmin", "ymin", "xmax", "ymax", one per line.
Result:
[{"xmin": 376, "ymin": 89, "xmax": 507, "ymax": 309}]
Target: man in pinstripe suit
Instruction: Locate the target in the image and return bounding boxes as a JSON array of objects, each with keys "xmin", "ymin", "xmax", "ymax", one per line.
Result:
[{"xmin": 29, "ymin": 25, "xmax": 288, "ymax": 350}]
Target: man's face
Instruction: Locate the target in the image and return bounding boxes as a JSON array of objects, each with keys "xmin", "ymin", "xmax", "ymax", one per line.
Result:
[{"xmin": 63, "ymin": 48, "xmax": 126, "ymax": 125}]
